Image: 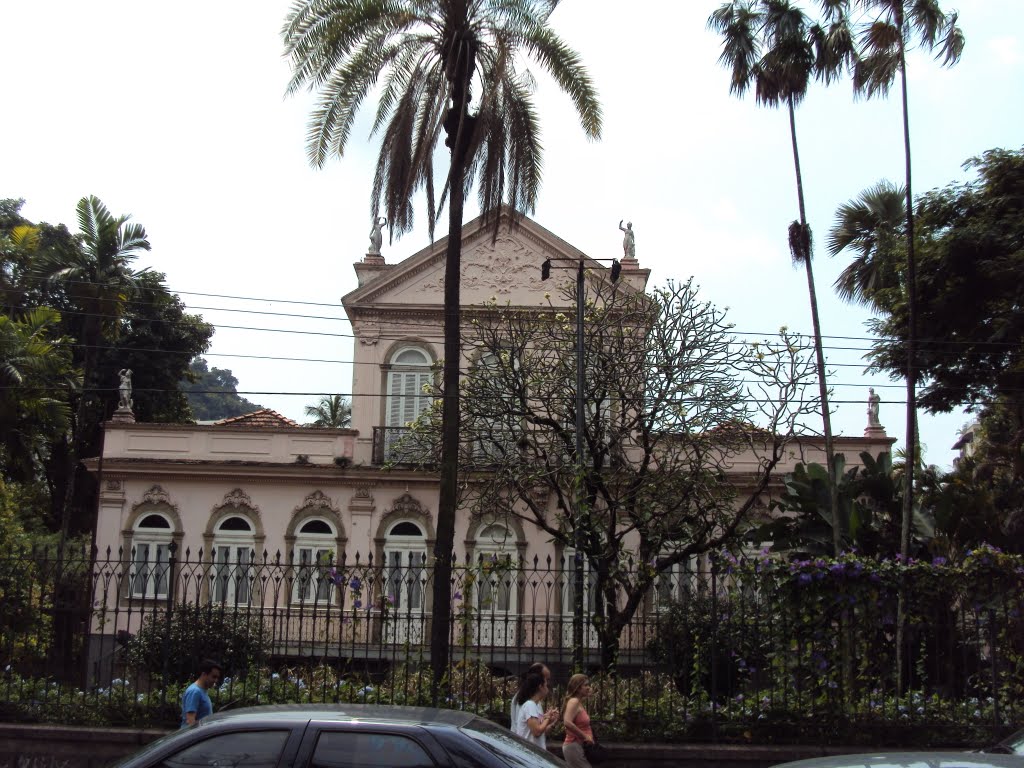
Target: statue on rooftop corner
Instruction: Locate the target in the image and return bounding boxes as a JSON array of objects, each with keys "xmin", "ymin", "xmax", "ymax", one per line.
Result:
[
  {"xmin": 368, "ymin": 216, "xmax": 387, "ymax": 255},
  {"xmin": 619, "ymin": 219, "xmax": 635, "ymax": 260},
  {"xmin": 118, "ymin": 368, "xmax": 133, "ymax": 410},
  {"xmin": 867, "ymin": 387, "xmax": 881, "ymax": 429}
]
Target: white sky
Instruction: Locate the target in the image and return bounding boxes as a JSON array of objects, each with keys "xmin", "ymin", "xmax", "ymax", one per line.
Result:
[{"xmin": 3, "ymin": 1, "xmax": 1022, "ymax": 470}]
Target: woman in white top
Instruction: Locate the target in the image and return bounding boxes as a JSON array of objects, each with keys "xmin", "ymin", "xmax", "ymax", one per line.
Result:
[
  {"xmin": 510, "ymin": 663, "xmax": 550, "ymax": 731},
  {"xmin": 513, "ymin": 672, "xmax": 558, "ymax": 749}
]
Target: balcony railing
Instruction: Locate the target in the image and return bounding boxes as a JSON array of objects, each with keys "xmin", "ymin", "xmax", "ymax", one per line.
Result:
[{"xmin": 372, "ymin": 426, "xmax": 438, "ymax": 465}]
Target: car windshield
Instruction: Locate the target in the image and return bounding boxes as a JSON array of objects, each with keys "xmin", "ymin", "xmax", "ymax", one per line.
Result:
[
  {"xmin": 109, "ymin": 728, "xmax": 192, "ymax": 768},
  {"xmin": 461, "ymin": 718, "xmax": 565, "ymax": 768},
  {"xmin": 989, "ymin": 729, "xmax": 1024, "ymax": 756}
]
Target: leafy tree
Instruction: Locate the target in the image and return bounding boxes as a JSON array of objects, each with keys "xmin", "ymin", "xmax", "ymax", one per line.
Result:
[
  {"xmin": 868, "ymin": 148, "xmax": 1024, "ymax": 432},
  {"xmin": 125, "ymin": 604, "xmax": 271, "ymax": 683},
  {"xmin": 282, "ymin": 0, "xmax": 602, "ymax": 682},
  {"xmin": 31, "ymin": 196, "xmax": 152, "ymax": 546},
  {"xmin": 850, "ymin": 0, "xmax": 964, "ymax": 558},
  {"xmin": 0, "ymin": 479, "xmax": 50, "ymax": 667},
  {"xmin": 751, "ymin": 451, "xmax": 938, "ymax": 557},
  {"xmin": 408, "ymin": 278, "xmax": 819, "ymax": 667},
  {"xmin": 927, "ymin": 403, "xmax": 1024, "ymax": 555},
  {"xmin": 710, "ymin": 0, "xmax": 853, "ymax": 555},
  {"xmin": 2, "ymin": 200, "xmax": 212, "ymax": 535},
  {"xmin": 0, "ymin": 308, "xmax": 76, "ymax": 484},
  {"xmin": 183, "ymin": 358, "xmax": 264, "ymax": 421},
  {"xmin": 304, "ymin": 394, "xmax": 352, "ymax": 428}
]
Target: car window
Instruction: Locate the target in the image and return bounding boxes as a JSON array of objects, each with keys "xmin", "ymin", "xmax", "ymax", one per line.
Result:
[
  {"xmin": 160, "ymin": 730, "xmax": 290, "ymax": 768},
  {"xmin": 1002, "ymin": 729, "xmax": 1024, "ymax": 756},
  {"xmin": 461, "ymin": 719, "xmax": 564, "ymax": 768},
  {"xmin": 309, "ymin": 731, "xmax": 435, "ymax": 768}
]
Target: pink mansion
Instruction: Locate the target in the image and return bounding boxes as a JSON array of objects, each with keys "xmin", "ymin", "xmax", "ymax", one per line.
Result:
[{"xmin": 87, "ymin": 209, "xmax": 893, "ymax": 663}]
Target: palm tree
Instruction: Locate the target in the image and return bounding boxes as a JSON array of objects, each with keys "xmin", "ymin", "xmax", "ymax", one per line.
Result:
[
  {"xmin": 281, "ymin": 0, "xmax": 601, "ymax": 682},
  {"xmin": 827, "ymin": 179, "xmax": 906, "ymax": 310},
  {"xmin": 34, "ymin": 195, "xmax": 151, "ymax": 545},
  {"xmin": 851, "ymin": 0, "xmax": 963, "ymax": 560},
  {"xmin": 304, "ymin": 394, "xmax": 352, "ymax": 428},
  {"xmin": 709, "ymin": 0, "xmax": 852, "ymax": 555}
]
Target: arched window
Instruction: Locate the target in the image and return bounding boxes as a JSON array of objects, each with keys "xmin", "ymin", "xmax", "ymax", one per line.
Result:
[
  {"xmin": 470, "ymin": 353, "xmax": 519, "ymax": 464},
  {"xmin": 474, "ymin": 524, "xmax": 516, "ymax": 613},
  {"xmin": 386, "ymin": 347, "xmax": 432, "ymax": 428},
  {"xmin": 130, "ymin": 513, "xmax": 172, "ymax": 599},
  {"xmin": 383, "ymin": 520, "xmax": 427, "ymax": 613},
  {"xmin": 212, "ymin": 515, "xmax": 255, "ymax": 605},
  {"xmin": 293, "ymin": 518, "xmax": 336, "ymax": 604}
]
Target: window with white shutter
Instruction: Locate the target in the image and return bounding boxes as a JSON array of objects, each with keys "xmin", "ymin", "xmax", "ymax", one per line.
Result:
[{"xmin": 386, "ymin": 348, "xmax": 432, "ymax": 427}]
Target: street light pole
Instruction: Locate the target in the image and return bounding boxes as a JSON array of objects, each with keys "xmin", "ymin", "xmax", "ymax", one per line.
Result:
[
  {"xmin": 573, "ymin": 259, "xmax": 585, "ymax": 671},
  {"xmin": 541, "ymin": 256, "xmax": 620, "ymax": 671}
]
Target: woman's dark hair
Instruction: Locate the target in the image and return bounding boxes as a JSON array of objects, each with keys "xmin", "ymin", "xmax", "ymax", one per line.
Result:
[
  {"xmin": 525, "ymin": 662, "xmax": 546, "ymax": 678},
  {"xmin": 515, "ymin": 672, "xmax": 546, "ymax": 706}
]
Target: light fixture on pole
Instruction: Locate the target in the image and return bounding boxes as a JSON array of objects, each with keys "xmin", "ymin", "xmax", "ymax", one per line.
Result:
[{"xmin": 541, "ymin": 255, "xmax": 620, "ymax": 670}]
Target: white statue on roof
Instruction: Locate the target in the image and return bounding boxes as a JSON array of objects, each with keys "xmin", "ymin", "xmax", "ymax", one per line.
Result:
[
  {"xmin": 619, "ymin": 219, "xmax": 635, "ymax": 260},
  {"xmin": 369, "ymin": 216, "xmax": 387, "ymax": 256},
  {"xmin": 118, "ymin": 369, "xmax": 133, "ymax": 410}
]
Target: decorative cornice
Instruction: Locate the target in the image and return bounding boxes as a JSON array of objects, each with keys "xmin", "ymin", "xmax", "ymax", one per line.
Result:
[
  {"xmin": 386, "ymin": 492, "xmax": 431, "ymax": 523},
  {"xmin": 215, "ymin": 487, "xmax": 260, "ymax": 515},
  {"xmin": 131, "ymin": 484, "xmax": 178, "ymax": 514},
  {"xmin": 295, "ymin": 489, "xmax": 339, "ymax": 515}
]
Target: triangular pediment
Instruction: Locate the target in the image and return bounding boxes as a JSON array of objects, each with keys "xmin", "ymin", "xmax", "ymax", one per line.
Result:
[{"xmin": 343, "ymin": 209, "xmax": 634, "ymax": 314}]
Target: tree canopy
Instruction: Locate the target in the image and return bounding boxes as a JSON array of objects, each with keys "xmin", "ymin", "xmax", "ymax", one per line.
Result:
[
  {"xmin": 867, "ymin": 148, "xmax": 1024, "ymax": 420},
  {"xmin": 184, "ymin": 358, "xmax": 264, "ymax": 422},
  {"xmin": 0, "ymin": 198, "xmax": 213, "ymax": 536},
  {"xmin": 407, "ymin": 277, "xmax": 819, "ymax": 665}
]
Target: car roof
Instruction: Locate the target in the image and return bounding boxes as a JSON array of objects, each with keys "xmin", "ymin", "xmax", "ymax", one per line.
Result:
[
  {"xmin": 778, "ymin": 753, "xmax": 1024, "ymax": 768},
  {"xmin": 200, "ymin": 703, "xmax": 480, "ymax": 729}
]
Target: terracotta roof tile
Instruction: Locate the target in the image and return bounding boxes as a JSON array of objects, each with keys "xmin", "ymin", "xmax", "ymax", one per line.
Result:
[{"xmin": 212, "ymin": 409, "xmax": 300, "ymax": 428}]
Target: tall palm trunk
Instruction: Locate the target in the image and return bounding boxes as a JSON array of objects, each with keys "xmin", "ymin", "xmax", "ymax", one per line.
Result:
[
  {"xmin": 789, "ymin": 96, "xmax": 852, "ymax": 698},
  {"xmin": 896, "ymin": 6, "xmax": 917, "ymax": 563},
  {"xmin": 895, "ymin": 1, "xmax": 917, "ymax": 696},
  {"xmin": 787, "ymin": 97, "xmax": 839, "ymax": 554},
  {"xmin": 431, "ymin": 29, "xmax": 475, "ymax": 693}
]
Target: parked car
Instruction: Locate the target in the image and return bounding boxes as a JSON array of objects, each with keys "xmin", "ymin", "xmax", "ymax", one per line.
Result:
[
  {"xmin": 112, "ymin": 704, "xmax": 564, "ymax": 768},
  {"xmin": 985, "ymin": 729, "xmax": 1024, "ymax": 757},
  {"xmin": 776, "ymin": 751, "xmax": 1024, "ymax": 768}
]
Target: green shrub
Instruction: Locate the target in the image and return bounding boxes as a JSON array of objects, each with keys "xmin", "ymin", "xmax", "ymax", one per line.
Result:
[{"xmin": 125, "ymin": 604, "xmax": 271, "ymax": 683}]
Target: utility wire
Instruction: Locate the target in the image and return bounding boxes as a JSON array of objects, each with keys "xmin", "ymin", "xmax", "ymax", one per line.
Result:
[{"xmin": 11, "ymin": 279, "xmax": 1023, "ymax": 350}]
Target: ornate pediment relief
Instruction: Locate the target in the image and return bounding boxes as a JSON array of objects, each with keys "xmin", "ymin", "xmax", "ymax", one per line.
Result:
[
  {"xmin": 295, "ymin": 489, "xmax": 339, "ymax": 515},
  {"xmin": 131, "ymin": 484, "xmax": 178, "ymax": 513},
  {"xmin": 215, "ymin": 487, "xmax": 260, "ymax": 515},
  {"xmin": 419, "ymin": 232, "xmax": 548, "ymax": 299}
]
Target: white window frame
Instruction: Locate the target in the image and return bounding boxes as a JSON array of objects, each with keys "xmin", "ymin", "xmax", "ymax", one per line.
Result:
[
  {"xmin": 211, "ymin": 516, "xmax": 255, "ymax": 606},
  {"xmin": 292, "ymin": 519, "xmax": 336, "ymax": 605},
  {"xmin": 474, "ymin": 524, "xmax": 518, "ymax": 614},
  {"xmin": 654, "ymin": 554, "xmax": 701, "ymax": 610},
  {"xmin": 383, "ymin": 522, "xmax": 427, "ymax": 614},
  {"xmin": 386, "ymin": 347, "xmax": 433, "ymax": 428},
  {"xmin": 130, "ymin": 513, "xmax": 173, "ymax": 600}
]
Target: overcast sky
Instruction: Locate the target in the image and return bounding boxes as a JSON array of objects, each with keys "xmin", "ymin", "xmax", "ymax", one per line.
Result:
[{"xmin": 3, "ymin": 1, "xmax": 1022, "ymax": 469}]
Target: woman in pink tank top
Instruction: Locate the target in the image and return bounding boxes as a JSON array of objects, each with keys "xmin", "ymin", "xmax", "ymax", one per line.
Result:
[{"xmin": 561, "ymin": 674, "xmax": 596, "ymax": 767}]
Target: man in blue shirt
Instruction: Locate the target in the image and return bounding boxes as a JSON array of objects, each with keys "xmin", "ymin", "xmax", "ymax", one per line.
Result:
[{"xmin": 180, "ymin": 659, "xmax": 221, "ymax": 728}]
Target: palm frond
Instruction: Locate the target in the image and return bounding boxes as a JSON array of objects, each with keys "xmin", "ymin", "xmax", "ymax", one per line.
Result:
[{"xmin": 708, "ymin": 1, "xmax": 763, "ymax": 97}]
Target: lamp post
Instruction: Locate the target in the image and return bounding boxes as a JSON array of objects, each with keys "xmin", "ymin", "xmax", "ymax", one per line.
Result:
[{"xmin": 541, "ymin": 256, "xmax": 620, "ymax": 670}]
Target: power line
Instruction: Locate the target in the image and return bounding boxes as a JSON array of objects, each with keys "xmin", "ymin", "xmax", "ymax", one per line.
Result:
[{"xmin": 12, "ymin": 278, "xmax": 1024, "ymax": 350}]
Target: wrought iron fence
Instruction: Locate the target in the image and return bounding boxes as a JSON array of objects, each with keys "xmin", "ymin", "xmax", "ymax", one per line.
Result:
[{"xmin": 0, "ymin": 543, "xmax": 1021, "ymax": 743}]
